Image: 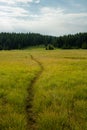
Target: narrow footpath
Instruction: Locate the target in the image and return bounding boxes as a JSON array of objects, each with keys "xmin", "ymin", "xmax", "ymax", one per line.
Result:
[{"xmin": 26, "ymin": 55, "xmax": 43, "ymax": 130}]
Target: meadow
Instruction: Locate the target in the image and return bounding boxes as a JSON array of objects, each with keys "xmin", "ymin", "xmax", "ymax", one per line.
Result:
[
  {"xmin": 0, "ymin": 49, "xmax": 87, "ymax": 130},
  {"xmin": 0, "ymin": 50, "xmax": 40, "ymax": 130}
]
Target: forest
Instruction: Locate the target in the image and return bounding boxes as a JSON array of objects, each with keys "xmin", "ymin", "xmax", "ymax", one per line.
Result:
[{"xmin": 0, "ymin": 32, "xmax": 87, "ymax": 50}]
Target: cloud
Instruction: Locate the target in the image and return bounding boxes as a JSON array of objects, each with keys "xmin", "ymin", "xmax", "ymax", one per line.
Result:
[
  {"xmin": 16, "ymin": 0, "xmax": 40, "ymax": 3},
  {"xmin": 0, "ymin": 5, "xmax": 29, "ymax": 18},
  {"xmin": 0, "ymin": 5, "xmax": 87, "ymax": 35},
  {"xmin": 0, "ymin": 0, "xmax": 15, "ymax": 4},
  {"xmin": 0, "ymin": 0, "xmax": 40, "ymax": 4},
  {"xmin": 35, "ymin": 0, "xmax": 40, "ymax": 4},
  {"xmin": 40, "ymin": 7, "xmax": 64, "ymax": 16},
  {"xmin": 17, "ymin": 0, "xmax": 33, "ymax": 3},
  {"xmin": 26, "ymin": 7, "xmax": 87, "ymax": 35}
]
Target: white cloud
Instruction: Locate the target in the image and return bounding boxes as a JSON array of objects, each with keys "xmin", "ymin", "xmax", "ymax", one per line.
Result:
[
  {"xmin": 31, "ymin": 7, "xmax": 87, "ymax": 35},
  {"xmin": 16, "ymin": 0, "xmax": 41, "ymax": 3},
  {"xmin": 35, "ymin": 0, "xmax": 40, "ymax": 4},
  {"xmin": 16, "ymin": 0, "xmax": 33, "ymax": 3},
  {"xmin": 0, "ymin": 0, "xmax": 15, "ymax": 4},
  {"xmin": 0, "ymin": 6, "xmax": 87, "ymax": 35},
  {"xmin": 0, "ymin": 0, "xmax": 40, "ymax": 4},
  {"xmin": 0, "ymin": 5, "xmax": 29, "ymax": 18}
]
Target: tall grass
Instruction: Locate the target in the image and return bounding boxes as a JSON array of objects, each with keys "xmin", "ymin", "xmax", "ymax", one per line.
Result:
[
  {"xmin": 0, "ymin": 51, "xmax": 40, "ymax": 130},
  {"xmin": 0, "ymin": 49, "xmax": 87, "ymax": 130},
  {"xmin": 30, "ymin": 49, "xmax": 87, "ymax": 130}
]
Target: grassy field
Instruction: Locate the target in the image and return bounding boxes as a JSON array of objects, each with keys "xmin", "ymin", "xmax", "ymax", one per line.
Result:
[
  {"xmin": 0, "ymin": 49, "xmax": 87, "ymax": 130},
  {"xmin": 0, "ymin": 51, "xmax": 40, "ymax": 130}
]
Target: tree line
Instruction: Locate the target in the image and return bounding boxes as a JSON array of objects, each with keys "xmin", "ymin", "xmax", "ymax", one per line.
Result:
[{"xmin": 0, "ymin": 32, "xmax": 87, "ymax": 50}]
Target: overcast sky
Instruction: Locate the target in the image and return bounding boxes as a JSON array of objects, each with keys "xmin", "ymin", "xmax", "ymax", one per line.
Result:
[{"xmin": 0, "ymin": 0, "xmax": 87, "ymax": 36}]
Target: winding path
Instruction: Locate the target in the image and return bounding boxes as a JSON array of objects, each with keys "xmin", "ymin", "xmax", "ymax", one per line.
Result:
[{"xmin": 26, "ymin": 55, "xmax": 43, "ymax": 130}]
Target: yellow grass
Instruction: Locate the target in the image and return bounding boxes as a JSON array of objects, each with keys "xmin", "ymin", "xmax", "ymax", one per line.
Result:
[
  {"xmin": 0, "ymin": 50, "xmax": 40, "ymax": 130},
  {"xmin": 31, "ymin": 49, "xmax": 87, "ymax": 130},
  {"xmin": 0, "ymin": 49, "xmax": 87, "ymax": 130}
]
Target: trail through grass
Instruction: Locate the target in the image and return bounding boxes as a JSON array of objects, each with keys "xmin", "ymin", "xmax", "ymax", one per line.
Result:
[
  {"xmin": 0, "ymin": 51, "xmax": 40, "ymax": 130},
  {"xmin": 26, "ymin": 54, "xmax": 43, "ymax": 130},
  {"xmin": 30, "ymin": 49, "xmax": 87, "ymax": 130},
  {"xmin": 0, "ymin": 49, "xmax": 87, "ymax": 130}
]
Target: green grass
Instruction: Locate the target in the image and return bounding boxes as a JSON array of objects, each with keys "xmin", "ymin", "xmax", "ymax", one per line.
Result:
[
  {"xmin": 30, "ymin": 49, "xmax": 87, "ymax": 130},
  {"xmin": 0, "ymin": 49, "xmax": 87, "ymax": 130},
  {"xmin": 0, "ymin": 50, "xmax": 40, "ymax": 130}
]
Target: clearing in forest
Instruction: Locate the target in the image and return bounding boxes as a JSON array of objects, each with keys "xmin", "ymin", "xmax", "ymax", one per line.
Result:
[{"xmin": 0, "ymin": 49, "xmax": 87, "ymax": 130}]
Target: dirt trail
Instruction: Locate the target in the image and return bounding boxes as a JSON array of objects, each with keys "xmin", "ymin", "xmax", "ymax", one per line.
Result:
[{"xmin": 26, "ymin": 55, "xmax": 43, "ymax": 130}]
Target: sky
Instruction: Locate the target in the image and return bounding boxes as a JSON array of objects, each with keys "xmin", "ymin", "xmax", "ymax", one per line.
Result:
[{"xmin": 0, "ymin": 0, "xmax": 87, "ymax": 36}]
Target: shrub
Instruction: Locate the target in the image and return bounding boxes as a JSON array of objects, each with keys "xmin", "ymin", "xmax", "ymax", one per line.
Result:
[
  {"xmin": 46, "ymin": 44, "xmax": 54, "ymax": 50},
  {"xmin": 82, "ymin": 42, "xmax": 87, "ymax": 49}
]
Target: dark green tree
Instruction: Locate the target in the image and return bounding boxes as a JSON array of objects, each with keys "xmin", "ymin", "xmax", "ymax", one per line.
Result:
[{"xmin": 82, "ymin": 42, "xmax": 87, "ymax": 49}]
